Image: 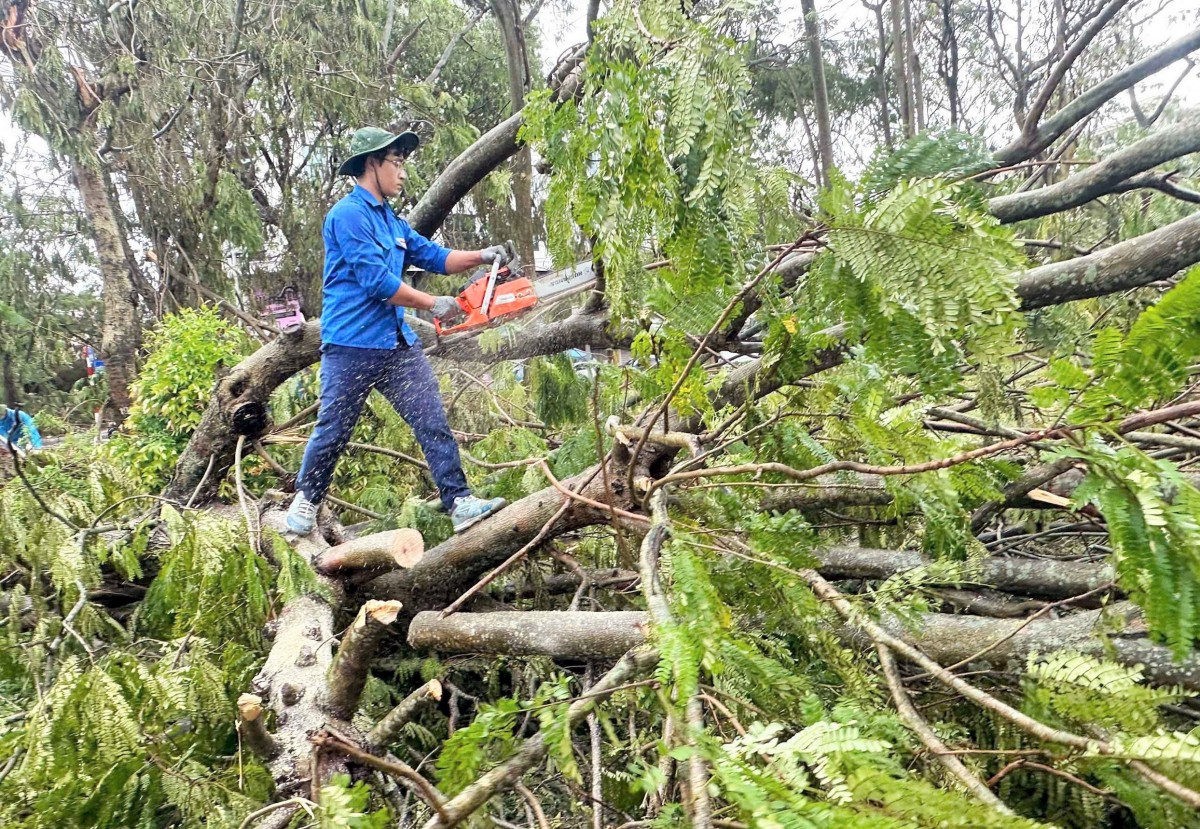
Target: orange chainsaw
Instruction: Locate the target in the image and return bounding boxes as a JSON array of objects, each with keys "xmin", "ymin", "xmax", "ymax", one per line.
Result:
[{"xmin": 433, "ymin": 257, "xmax": 539, "ymax": 336}]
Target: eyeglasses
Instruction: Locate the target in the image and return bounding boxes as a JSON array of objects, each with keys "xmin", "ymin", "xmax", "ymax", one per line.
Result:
[{"xmin": 381, "ymin": 157, "xmax": 408, "ymax": 170}]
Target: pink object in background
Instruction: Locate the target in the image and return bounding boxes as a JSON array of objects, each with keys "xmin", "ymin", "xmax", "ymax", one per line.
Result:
[{"xmin": 263, "ymin": 287, "xmax": 306, "ymax": 335}]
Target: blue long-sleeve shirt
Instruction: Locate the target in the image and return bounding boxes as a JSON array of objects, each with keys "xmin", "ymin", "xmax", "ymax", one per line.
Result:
[
  {"xmin": 0, "ymin": 409, "xmax": 42, "ymax": 450},
  {"xmin": 320, "ymin": 185, "xmax": 452, "ymax": 349}
]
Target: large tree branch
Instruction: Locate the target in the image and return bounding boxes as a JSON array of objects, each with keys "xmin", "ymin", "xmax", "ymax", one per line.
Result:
[
  {"xmin": 994, "ymin": 28, "xmax": 1200, "ymax": 166},
  {"xmin": 990, "ymin": 111, "xmax": 1200, "ymax": 222},
  {"xmin": 1015, "ymin": 209, "xmax": 1200, "ymax": 309},
  {"xmin": 361, "ymin": 455, "xmax": 652, "ymax": 610},
  {"xmin": 408, "ymin": 610, "xmax": 649, "ymax": 658},
  {"xmin": 437, "ymin": 308, "xmax": 625, "ymax": 362},
  {"xmin": 408, "ymin": 46, "xmax": 585, "ymax": 237},
  {"xmin": 404, "ymin": 594, "xmax": 1198, "ymax": 692},
  {"xmin": 162, "ymin": 326, "xmax": 321, "ymax": 503},
  {"xmin": 812, "ymin": 545, "xmax": 1113, "ymax": 599},
  {"xmin": 865, "ymin": 600, "xmax": 1200, "ymax": 690}
]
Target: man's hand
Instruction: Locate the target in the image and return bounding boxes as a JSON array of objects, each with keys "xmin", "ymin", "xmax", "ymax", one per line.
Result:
[
  {"xmin": 479, "ymin": 244, "xmax": 510, "ymax": 266},
  {"xmin": 431, "ymin": 295, "xmax": 465, "ymax": 321}
]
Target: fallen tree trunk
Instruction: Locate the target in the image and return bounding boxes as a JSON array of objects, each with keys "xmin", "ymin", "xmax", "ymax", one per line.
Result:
[
  {"xmin": 867, "ymin": 601, "xmax": 1200, "ymax": 690},
  {"xmin": 409, "ymin": 597, "xmax": 1199, "ymax": 691},
  {"xmin": 243, "ymin": 511, "xmax": 401, "ymax": 807},
  {"xmin": 360, "ymin": 455, "xmax": 652, "ymax": 610},
  {"xmin": 408, "ymin": 610, "xmax": 649, "ymax": 659},
  {"xmin": 812, "ymin": 545, "xmax": 1113, "ymax": 599}
]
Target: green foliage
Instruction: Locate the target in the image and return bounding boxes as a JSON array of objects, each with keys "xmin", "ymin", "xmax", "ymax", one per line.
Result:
[
  {"xmin": 136, "ymin": 506, "xmax": 275, "ymax": 649},
  {"xmin": 860, "ymin": 131, "xmax": 994, "ymax": 202},
  {"xmin": 106, "ymin": 307, "xmax": 253, "ymax": 490},
  {"xmin": 435, "ymin": 697, "xmax": 521, "ymax": 795},
  {"xmin": 1025, "ymin": 651, "xmax": 1186, "ymax": 733},
  {"xmin": 528, "ymin": 354, "xmax": 590, "ymax": 426},
  {"xmin": 1043, "ymin": 266, "xmax": 1200, "ymax": 423},
  {"xmin": 2, "ymin": 643, "xmax": 269, "ymax": 829},
  {"xmin": 815, "ymin": 177, "xmax": 1023, "ymax": 375},
  {"xmin": 1067, "ymin": 443, "xmax": 1200, "ymax": 656},
  {"xmin": 314, "ymin": 775, "xmax": 391, "ymax": 828}
]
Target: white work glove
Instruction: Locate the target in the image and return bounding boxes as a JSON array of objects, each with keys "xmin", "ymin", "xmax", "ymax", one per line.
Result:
[
  {"xmin": 431, "ymin": 295, "xmax": 465, "ymax": 321},
  {"xmin": 479, "ymin": 244, "xmax": 510, "ymax": 266}
]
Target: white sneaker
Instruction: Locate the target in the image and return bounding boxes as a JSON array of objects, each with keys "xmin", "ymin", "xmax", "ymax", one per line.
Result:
[
  {"xmin": 450, "ymin": 494, "xmax": 507, "ymax": 533},
  {"xmin": 286, "ymin": 491, "xmax": 319, "ymax": 535}
]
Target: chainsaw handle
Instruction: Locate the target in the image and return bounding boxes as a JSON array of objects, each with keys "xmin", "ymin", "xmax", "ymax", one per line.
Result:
[{"xmin": 433, "ymin": 294, "xmax": 472, "ymax": 335}]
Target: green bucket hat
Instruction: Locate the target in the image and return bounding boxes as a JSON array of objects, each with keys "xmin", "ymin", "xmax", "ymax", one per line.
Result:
[{"xmin": 337, "ymin": 126, "xmax": 420, "ymax": 176}]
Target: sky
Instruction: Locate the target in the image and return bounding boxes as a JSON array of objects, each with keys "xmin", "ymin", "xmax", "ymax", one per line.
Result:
[{"xmin": 536, "ymin": 0, "xmax": 1200, "ymax": 102}]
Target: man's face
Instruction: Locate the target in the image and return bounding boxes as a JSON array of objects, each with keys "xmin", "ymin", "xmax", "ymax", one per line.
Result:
[{"xmin": 373, "ymin": 151, "xmax": 409, "ymax": 198}]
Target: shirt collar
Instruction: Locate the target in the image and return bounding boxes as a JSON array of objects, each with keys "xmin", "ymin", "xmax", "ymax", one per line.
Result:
[{"xmin": 350, "ymin": 184, "xmax": 389, "ymax": 209}]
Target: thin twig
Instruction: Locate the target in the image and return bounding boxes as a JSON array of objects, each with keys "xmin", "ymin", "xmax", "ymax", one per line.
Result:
[
  {"xmin": 234, "ymin": 435, "xmax": 259, "ymax": 555},
  {"xmin": 236, "ymin": 798, "xmax": 314, "ymax": 829},
  {"xmin": 312, "ymin": 732, "xmax": 449, "ymax": 821},
  {"xmin": 515, "ymin": 782, "xmax": 551, "ymax": 829},
  {"xmin": 877, "ymin": 643, "xmax": 1011, "ymax": 811}
]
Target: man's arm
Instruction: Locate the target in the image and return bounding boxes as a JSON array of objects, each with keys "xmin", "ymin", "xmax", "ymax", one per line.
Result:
[
  {"xmin": 386, "ymin": 281, "xmax": 439, "ymax": 311},
  {"xmin": 20, "ymin": 412, "xmax": 42, "ymax": 449},
  {"xmin": 403, "ymin": 221, "xmax": 507, "ymax": 276},
  {"xmin": 443, "ymin": 249, "xmax": 486, "ymax": 274}
]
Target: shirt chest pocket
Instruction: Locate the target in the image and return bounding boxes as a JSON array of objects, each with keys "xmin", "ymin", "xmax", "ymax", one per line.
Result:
[{"xmin": 384, "ymin": 234, "xmax": 407, "ymax": 272}]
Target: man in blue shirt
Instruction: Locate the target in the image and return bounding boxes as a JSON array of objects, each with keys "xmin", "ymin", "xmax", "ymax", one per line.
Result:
[
  {"xmin": 0, "ymin": 404, "xmax": 43, "ymax": 457},
  {"xmin": 286, "ymin": 126, "xmax": 509, "ymax": 535}
]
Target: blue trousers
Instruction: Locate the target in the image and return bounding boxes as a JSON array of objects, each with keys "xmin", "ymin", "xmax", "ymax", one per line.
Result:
[{"xmin": 295, "ymin": 341, "xmax": 471, "ymax": 511}]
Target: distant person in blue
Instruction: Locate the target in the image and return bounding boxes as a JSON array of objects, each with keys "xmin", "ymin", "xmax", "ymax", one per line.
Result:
[
  {"xmin": 0, "ymin": 404, "xmax": 43, "ymax": 457},
  {"xmin": 286, "ymin": 126, "xmax": 509, "ymax": 535}
]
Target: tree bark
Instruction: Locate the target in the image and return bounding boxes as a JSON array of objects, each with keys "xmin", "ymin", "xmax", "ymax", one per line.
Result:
[
  {"xmin": 993, "ymin": 28, "xmax": 1200, "ymax": 166},
  {"xmin": 1016, "ymin": 210, "xmax": 1200, "ymax": 310},
  {"xmin": 865, "ymin": 601, "xmax": 1200, "ymax": 690},
  {"xmin": 408, "ymin": 610, "xmax": 649, "ymax": 658},
  {"xmin": 990, "ymin": 111, "xmax": 1200, "ymax": 223},
  {"xmin": 313, "ymin": 529, "xmax": 425, "ymax": 577},
  {"xmin": 488, "ymin": 0, "xmax": 537, "ymax": 275},
  {"xmin": 74, "ymin": 154, "xmax": 141, "ymax": 418},
  {"xmin": 867, "ymin": 0, "xmax": 893, "ymax": 148},
  {"xmin": 890, "ymin": 0, "xmax": 913, "ymax": 139},
  {"xmin": 367, "ymin": 679, "xmax": 443, "ymax": 748},
  {"xmin": 327, "ymin": 600, "xmax": 403, "ymax": 719},
  {"xmin": 800, "ymin": 0, "xmax": 834, "ymax": 185},
  {"xmin": 812, "ymin": 545, "xmax": 1113, "ymax": 599},
  {"xmin": 162, "ymin": 325, "xmax": 320, "ymax": 504},
  {"xmin": 362, "ymin": 455, "xmax": 653, "ymax": 611}
]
